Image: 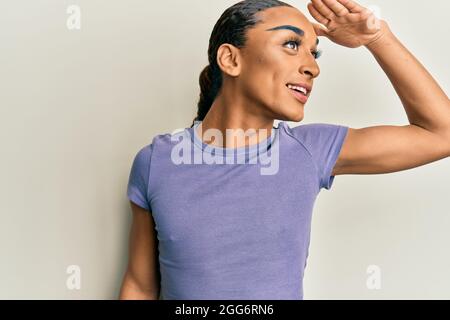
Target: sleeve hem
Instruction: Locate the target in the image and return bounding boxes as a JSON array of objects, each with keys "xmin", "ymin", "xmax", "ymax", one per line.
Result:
[
  {"xmin": 127, "ymin": 193, "xmax": 150, "ymax": 212},
  {"xmin": 321, "ymin": 125, "xmax": 349, "ymax": 190}
]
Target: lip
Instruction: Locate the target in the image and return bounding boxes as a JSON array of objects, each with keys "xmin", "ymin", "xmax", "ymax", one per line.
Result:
[
  {"xmin": 286, "ymin": 83, "xmax": 312, "ymax": 104},
  {"xmin": 288, "ymin": 86, "xmax": 309, "ymax": 104},
  {"xmin": 286, "ymin": 82, "xmax": 312, "ymax": 94}
]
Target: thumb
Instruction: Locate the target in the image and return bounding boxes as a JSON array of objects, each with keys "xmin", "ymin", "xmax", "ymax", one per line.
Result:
[{"xmin": 312, "ymin": 23, "xmax": 329, "ymax": 38}]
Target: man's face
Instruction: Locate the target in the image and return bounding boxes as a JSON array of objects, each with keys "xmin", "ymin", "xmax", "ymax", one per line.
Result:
[{"xmin": 237, "ymin": 6, "xmax": 321, "ymax": 122}]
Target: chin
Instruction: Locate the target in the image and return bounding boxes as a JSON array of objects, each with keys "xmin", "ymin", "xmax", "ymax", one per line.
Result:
[
  {"xmin": 282, "ymin": 107, "xmax": 304, "ymax": 123},
  {"xmin": 291, "ymin": 112, "xmax": 304, "ymax": 122},
  {"xmin": 269, "ymin": 101, "xmax": 305, "ymax": 122}
]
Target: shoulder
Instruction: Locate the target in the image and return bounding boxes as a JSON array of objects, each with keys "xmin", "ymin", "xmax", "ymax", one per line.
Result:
[
  {"xmin": 284, "ymin": 122, "xmax": 348, "ymax": 139},
  {"xmin": 149, "ymin": 127, "xmax": 191, "ymax": 149},
  {"xmin": 129, "ymin": 143, "xmax": 153, "ymax": 187},
  {"xmin": 131, "ymin": 127, "xmax": 191, "ymax": 163},
  {"xmin": 283, "ymin": 122, "xmax": 349, "ymax": 150},
  {"xmin": 281, "ymin": 121, "xmax": 350, "ymax": 170},
  {"xmin": 281, "ymin": 122, "xmax": 349, "ymax": 190}
]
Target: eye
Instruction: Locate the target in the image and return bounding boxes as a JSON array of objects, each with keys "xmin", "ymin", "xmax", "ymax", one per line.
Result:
[
  {"xmin": 283, "ymin": 37, "xmax": 323, "ymax": 60},
  {"xmin": 283, "ymin": 37, "xmax": 301, "ymax": 51},
  {"xmin": 312, "ymin": 49, "xmax": 323, "ymax": 60}
]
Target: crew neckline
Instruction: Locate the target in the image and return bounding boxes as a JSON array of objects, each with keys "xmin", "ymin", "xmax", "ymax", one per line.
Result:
[{"xmin": 188, "ymin": 121, "xmax": 282, "ymax": 157}]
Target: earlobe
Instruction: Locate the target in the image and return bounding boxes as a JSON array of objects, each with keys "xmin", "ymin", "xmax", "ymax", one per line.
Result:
[{"xmin": 216, "ymin": 44, "xmax": 241, "ymax": 77}]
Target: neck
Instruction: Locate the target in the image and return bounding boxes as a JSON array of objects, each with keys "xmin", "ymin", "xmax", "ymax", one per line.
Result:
[{"xmin": 197, "ymin": 94, "xmax": 275, "ymax": 149}]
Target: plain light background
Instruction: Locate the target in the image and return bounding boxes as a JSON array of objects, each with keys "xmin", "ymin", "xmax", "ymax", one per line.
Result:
[{"xmin": 0, "ymin": 0, "xmax": 448, "ymax": 299}]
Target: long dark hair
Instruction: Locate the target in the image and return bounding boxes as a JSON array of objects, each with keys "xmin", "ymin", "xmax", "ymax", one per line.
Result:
[{"xmin": 190, "ymin": 0, "xmax": 293, "ymax": 128}]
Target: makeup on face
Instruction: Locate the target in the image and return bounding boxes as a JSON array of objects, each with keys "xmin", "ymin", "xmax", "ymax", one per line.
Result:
[
  {"xmin": 265, "ymin": 24, "xmax": 322, "ymax": 62},
  {"xmin": 265, "ymin": 24, "xmax": 320, "ymax": 47},
  {"xmin": 265, "ymin": 25, "xmax": 319, "ymax": 106}
]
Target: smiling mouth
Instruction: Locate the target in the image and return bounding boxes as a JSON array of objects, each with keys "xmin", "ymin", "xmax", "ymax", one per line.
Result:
[
  {"xmin": 285, "ymin": 84, "xmax": 309, "ymax": 96},
  {"xmin": 286, "ymin": 84, "xmax": 309, "ymax": 103}
]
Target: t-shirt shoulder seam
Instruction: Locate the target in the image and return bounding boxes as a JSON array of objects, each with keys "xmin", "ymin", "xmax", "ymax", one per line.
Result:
[{"xmin": 282, "ymin": 123, "xmax": 322, "ymax": 191}]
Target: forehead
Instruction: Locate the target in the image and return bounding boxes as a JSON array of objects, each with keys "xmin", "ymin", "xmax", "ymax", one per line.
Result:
[{"xmin": 250, "ymin": 6, "xmax": 316, "ymax": 43}]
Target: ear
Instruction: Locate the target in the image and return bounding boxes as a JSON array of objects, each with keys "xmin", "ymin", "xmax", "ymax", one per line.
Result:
[{"xmin": 216, "ymin": 44, "xmax": 241, "ymax": 77}]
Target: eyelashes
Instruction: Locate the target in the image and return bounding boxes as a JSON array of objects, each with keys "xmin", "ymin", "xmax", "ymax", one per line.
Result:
[
  {"xmin": 283, "ymin": 37, "xmax": 301, "ymax": 50},
  {"xmin": 313, "ymin": 48, "xmax": 323, "ymax": 59},
  {"xmin": 283, "ymin": 37, "xmax": 322, "ymax": 59}
]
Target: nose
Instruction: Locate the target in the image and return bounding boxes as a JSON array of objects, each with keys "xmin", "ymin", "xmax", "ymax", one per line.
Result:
[{"xmin": 299, "ymin": 54, "xmax": 320, "ymax": 79}]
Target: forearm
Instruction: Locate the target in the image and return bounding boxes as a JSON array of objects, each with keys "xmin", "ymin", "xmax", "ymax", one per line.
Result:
[
  {"xmin": 365, "ymin": 21, "xmax": 450, "ymax": 136},
  {"xmin": 118, "ymin": 272, "xmax": 160, "ymax": 300}
]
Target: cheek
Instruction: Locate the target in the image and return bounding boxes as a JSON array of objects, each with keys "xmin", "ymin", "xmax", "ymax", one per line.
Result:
[
  {"xmin": 244, "ymin": 73, "xmax": 280, "ymax": 101},
  {"xmin": 245, "ymin": 58, "xmax": 284, "ymax": 93},
  {"xmin": 256, "ymin": 52, "xmax": 289, "ymax": 91},
  {"xmin": 240, "ymin": 50, "xmax": 289, "ymax": 102}
]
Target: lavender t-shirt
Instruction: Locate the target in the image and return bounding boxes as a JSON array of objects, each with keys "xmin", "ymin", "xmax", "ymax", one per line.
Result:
[{"xmin": 126, "ymin": 120, "xmax": 349, "ymax": 300}]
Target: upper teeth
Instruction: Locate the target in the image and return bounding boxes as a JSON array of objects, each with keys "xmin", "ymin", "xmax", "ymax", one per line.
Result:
[{"xmin": 287, "ymin": 84, "xmax": 307, "ymax": 94}]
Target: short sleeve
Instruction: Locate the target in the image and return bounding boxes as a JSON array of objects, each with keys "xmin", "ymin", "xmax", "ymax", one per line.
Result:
[
  {"xmin": 290, "ymin": 123, "xmax": 349, "ymax": 190},
  {"xmin": 126, "ymin": 144, "xmax": 153, "ymax": 211}
]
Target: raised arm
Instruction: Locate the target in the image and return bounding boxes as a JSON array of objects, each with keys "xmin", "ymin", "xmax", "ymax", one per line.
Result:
[
  {"xmin": 308, "ymin": 0, "xmax": 450, "ymax": 175},
  {"xmin": 119, "ymin": 202, "xmax": 160, "ymax": 300}
]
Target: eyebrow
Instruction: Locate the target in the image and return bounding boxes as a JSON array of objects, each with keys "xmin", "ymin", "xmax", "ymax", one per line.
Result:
[{"xmin": 266, "ymin": 25, "xmax": 320, "ymax": 46}]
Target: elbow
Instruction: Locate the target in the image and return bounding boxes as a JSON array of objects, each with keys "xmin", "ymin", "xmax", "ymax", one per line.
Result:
[
  {"xmin": 119, "ymin": 283, "xmax": 160, "ymax": 300},
  {"xmin": 435, "ymin": 126, "xmax": 450, "ymax": 157},
  {"xmin": 118, "ymin": 272, "xmax": 160, "ymax": 300},
  {"xmin": 445, "ymin": 129, "xmax": 450, "ymax": 157}
]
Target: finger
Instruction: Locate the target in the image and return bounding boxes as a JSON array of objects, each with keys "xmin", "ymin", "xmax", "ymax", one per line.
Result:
[
  {"xmin": 322, "ymin": 0, "xmax": 350, "ymax": 17},
  {"xmin": 311, "ymin": 23, "xmax": 329, "ymax": 38},
  {"xmin": 346, "ymin": 12, "xmax": 364, "ymax": 23},
  {"xmin": 311, "ymin": 0, "xmax": 335, "ymax": 20},
  {"xmin": 307, "ymin": 2, "xmax": 330, "ymax": 26},
  {"xmin": 360, "ymin": 7, "xmax": 375, "ymax": 19},
  {"xmin": 336, "ymin": 0, "xmax": 365, "ymax": 13}
]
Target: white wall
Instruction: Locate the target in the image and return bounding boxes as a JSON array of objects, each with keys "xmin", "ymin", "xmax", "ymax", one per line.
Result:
[{"xmin": 0, "ymin": 0, "xmax": 448, "ymax": 299}]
